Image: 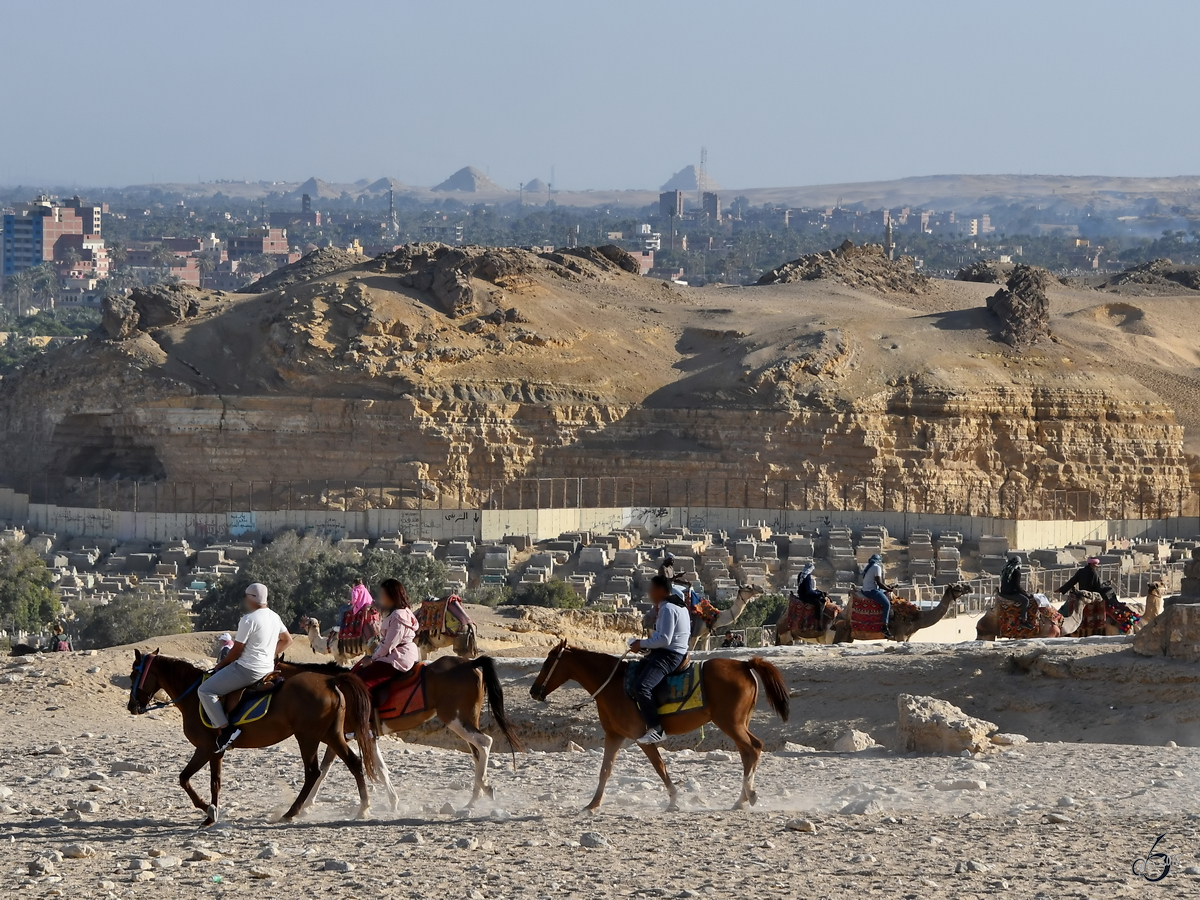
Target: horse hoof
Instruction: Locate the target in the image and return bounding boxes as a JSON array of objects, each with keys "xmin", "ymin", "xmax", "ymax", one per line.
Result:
[
  {"xmin": 484, "ymin": 785, "xmax": 496, "ymax": 801},
  {"xmin": 748, "ymin": 791, "xmax": 758, "ymax": 807},
  {"xmin": 203, "ymin": 804, "xmax": 219, "ymax": 826}
]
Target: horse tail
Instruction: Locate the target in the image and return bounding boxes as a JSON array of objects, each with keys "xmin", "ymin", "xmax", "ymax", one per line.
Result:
[
  {"xmin": 746, "ymin": 657, "xmax": 790, "ymax": 723},
  {"xmin": 334, "ymin": 673, "xmax": 381, "ymax": 783},
  {"xmin": 470, "ymin": 656, "xmax": 524, "ymax": 755}
]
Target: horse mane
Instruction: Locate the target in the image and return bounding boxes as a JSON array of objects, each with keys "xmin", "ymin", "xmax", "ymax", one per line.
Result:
[{"xmin": 277, "ymin": 657, "xmax": 350, "ymax": 673}]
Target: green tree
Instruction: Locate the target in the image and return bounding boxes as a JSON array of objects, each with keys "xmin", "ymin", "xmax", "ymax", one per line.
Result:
[
  {"xmin": 2, "ymin": 267, "xmax": 36, "ymax": 317},
  {"xmin": 730, "ymin": 593, "xmax": 788, "ymax": 630},
  {"xmin": 509, "ymin": 578, "xmax": 584, "ymax": 609},
  {"xmin": 73, "ymin": 590, "xmax": 192, "ymax": 650},
  {"xmin": 0, "ymin": 543, "xmax": 59, "ymax": 632},
  {"xmin": 191, "ymin": 532, "xmax": 448, "ymax": 631}
]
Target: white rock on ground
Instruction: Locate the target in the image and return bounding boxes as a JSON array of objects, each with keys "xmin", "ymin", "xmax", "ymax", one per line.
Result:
[{"xmin": 897, "ymin": 693, "xmax": 997, "ymax": 754}]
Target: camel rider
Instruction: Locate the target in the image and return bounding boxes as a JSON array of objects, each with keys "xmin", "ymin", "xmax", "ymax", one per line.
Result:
[
  {"xmin": 861, "ymin": 553, "xmax": 895, "ymax": 638},
  {"xmin": 1000, "ymin": 556, "xmax": 1035, "ymax": 628},
  {"xmin": 796, "ymin": 562, "xmax": 825, "ymax": 619},
  {"xmin": 334, "ymin": 576, "xmax": 373, "ymax": 636},
  {"xmin": 199, "ymin": 583, "xmax": 292, "ymax": 753},
  {"xmin": 659, "ymin": 552, "xmax": 676, "ymax": 580},
  {"xmin": 629, "ymin": 574, "xmax": 690, "ymax": 746},
  {"xmin": 1058, "ymin": 557, "xmax": 1118, "ymax": 608}
]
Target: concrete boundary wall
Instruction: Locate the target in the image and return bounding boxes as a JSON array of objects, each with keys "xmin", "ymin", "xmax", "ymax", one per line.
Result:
[{"xmin": 12, "ymin": 496, "xmax": 1200, "ymax": 549}]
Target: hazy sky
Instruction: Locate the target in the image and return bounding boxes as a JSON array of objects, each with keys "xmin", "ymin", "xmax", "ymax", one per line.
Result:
[{"xmin": 3, "ymin": 0, "xmax": 1198, "ymax": 190}]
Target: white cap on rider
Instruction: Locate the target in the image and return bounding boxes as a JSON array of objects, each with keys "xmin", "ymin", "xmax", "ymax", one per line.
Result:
[{"xmin": 245, "ymin": 583, "xmax": 269, "ymax": 607}]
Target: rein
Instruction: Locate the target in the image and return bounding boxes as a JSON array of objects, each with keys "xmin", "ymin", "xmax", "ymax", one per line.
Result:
[
  {"xmin": 568, "ymin": 648, "xmax": 630, "ymax": 711},
  {"xmin": 130, "ymin": 653, "xmax": 202, "ymax": 713}
]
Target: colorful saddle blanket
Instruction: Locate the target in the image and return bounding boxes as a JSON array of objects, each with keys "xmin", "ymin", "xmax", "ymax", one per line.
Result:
[
  {"xmin": 997, "ymin": 599, "xmax": 1062, "ymax": 639},
  {"xmin": 689, "ymin": 596, "xmax": 722, "ymax": 629},
  {"xmin": 338, "ymin": 606, "xmax": 381, "ymax": 657},
  {"xmin": 782, "ymin": 596, "xmax": 828, "ymax": 634},
  {"xmin": 198, "ymin": 674, "xmax": 280, "ymax": 729},
  {"xmin": 417, "ymin": 595, "xmax": 473, "ymax": 637},
  {"xmin": 850, "ymin": 594, "xmax": 919, "ymax": 633},
  {"xmin": 624, "ymin": 660, "xmax": 705, "ymax": 717},
  {"xmin": 1075, "ymin": 596, "xmax": 1141, "ymax": 636},
  {"xmin": 377, "ymin": 663, "xmax": 427, "ymax": 720}
]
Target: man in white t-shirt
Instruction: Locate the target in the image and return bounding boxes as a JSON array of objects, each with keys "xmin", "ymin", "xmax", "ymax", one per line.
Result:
[{"xmin": 198, "ymin": 582, "xmax": 292, "ymax": 752}]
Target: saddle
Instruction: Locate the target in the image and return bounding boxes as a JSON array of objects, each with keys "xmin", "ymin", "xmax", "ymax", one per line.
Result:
[
  {"xmin": 624, "ymin": 660, "xmax": 705, "ymax": 717},
  {"xmin": 849, "ymin": 592, "xmax": 918, "ymax": 633},
  {"xmin": 376, "ymin": 663, "xmax": 427, "ymax": 720},
  {"xmin": 417, "ymin": 595, "xmax": 474, "ymax": 639},
  {"xmin": 200, "ymin": 674, "xmax": 284, "ymax": 730},
  {"xmin": 997, "ymin": 599, "xmax": 1061, "ymax": 638},
  {"xmin": 783, "ymin": 594, "xmax": 828, "ymax": 633}
]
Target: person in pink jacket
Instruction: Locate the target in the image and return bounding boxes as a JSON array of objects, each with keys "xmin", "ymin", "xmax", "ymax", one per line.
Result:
[{"xmin": 351, "ymin": 578, "xmax": 419, "ymax": 697}]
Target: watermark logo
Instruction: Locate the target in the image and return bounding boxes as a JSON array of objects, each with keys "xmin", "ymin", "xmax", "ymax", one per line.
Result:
[{"xmin": 1132, "ymin": 834, "xmax": 1181, "ymax": 882}]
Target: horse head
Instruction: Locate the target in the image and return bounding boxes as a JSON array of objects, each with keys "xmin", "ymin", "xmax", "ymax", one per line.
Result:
[
  {"xmin": 530, "ymin": 639, "xmax": 569, "ymax": 702},
  {"xmin": 127, "ymin": 647, "xmax": 162, "ymax": 715}
]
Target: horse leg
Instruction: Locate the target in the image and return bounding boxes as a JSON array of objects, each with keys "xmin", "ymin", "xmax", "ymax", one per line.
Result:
[
  {"xmin": 447, "ymin": 718, "xmax": 495, "ymax": 806},
  {"xmin": 281, "ymin": 736, "xmax": 323, "ymax": 822},
  {"xmin": 327, "ymin": 734, "xmax": 371, "ymax": 820},
  {"xmin": 179, "ymin": 746, "xmax": 218, "ymax": 826},
  {"xmin": 208, "ymin": 752, "xmax": 223, "ymax": 826},
  {"xmin": 299, "ymin": 745, "xmax": 339, "ymax": 816},
  {"xmin": 638, "ymin": 744, "xmax": 680, "ymax": 811},
  {"xmin": 369, "ymin": 737, "xmax": 399, "ymax": 812},
  {"xmin": 586, "ymin": 732, "xmax": 625, "ymax": 812},
  {"xmin": 728, "ymin": 727, "xmax": 763, "ymax": 810}
]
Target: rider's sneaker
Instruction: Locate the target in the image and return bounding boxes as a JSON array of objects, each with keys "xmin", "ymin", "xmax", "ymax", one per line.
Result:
[
  {"xmin": 215, "ymin": 727, "xmax": 242, "ymax": 754},
  {"xmin": 637, "ymin": 727, "xmax": 666, "ymax": 745}
]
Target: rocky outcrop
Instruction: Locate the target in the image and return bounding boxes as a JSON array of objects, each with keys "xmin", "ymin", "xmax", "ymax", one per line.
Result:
[
  {"xmin": 1133, "ymin": 602, "xmax": 1200, "ymax": 662},
  {"xmin": 757, "ymin": 240, "xmax": 929, "ymax": 294},
  {"xmin": 897, "ymin": 694, "xmax": 997, "ymax": 754},
  {"xmin": 245, "ymin": 247, "xmax": 363, "ymax": 294},
  {"xmin": 987, "ymin": 265, "xmax": 1052, "ymax": 347},
  {"xmin": 1103, "ymin": 258, "xmax": 1200, "ymax": 294},
  {"xmin": 957, "ymin": 260, "xmax": 1014, "ymax": 284},
  {"xmin": 100, "ymin": 284, "xmax": 211, "ymax": 339}
]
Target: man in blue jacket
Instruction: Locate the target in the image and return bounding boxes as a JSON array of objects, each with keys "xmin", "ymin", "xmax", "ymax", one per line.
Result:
[{"xmin": 629, "ymin": 575, "xmax": 690, "ymax": 745}]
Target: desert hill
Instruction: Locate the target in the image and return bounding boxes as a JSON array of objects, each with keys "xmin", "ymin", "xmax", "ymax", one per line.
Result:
[{"xmin": 0, "ymin": 243, "xmax": 1194, "ymax": 511}]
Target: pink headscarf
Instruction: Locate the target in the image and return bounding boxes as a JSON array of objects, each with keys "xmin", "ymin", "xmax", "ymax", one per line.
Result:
[
  {"xmin": 1087, "ymin": 557, "xmax": 1101, "ymax": 566},
  {"xmin": 350, "ymin": 582, "xmax": 373, "ymax": 614}
]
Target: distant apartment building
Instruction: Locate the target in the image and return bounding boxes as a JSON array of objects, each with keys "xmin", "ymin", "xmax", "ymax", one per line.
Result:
[
  {"xmin": 203, "ymin": 259, "xmax": 254, "ymax": 291},
  {"xmin": 629, "ymin": 250, "xmax": 654, "ymax": 276},
  {"xmin": 2, "ymin": 195, "xmax": 106, "ymax": 281},
  {"xmin": 227, "ymin": 226, "xmax": 292, "ymax": 260},
  {"xmin": 270, "ymin": 194, "xmax": 322, "ymax": 229},
  {"xmin": 422, "ymin": 222, "xmax": 464, "ymax": 243},
  {"xmin": 659, "ymin": 190, "xmax": 684, "ymax": 219},
  {"xmin": 702, "ymin": 191, "xmax": 721, "ymax": 221}
]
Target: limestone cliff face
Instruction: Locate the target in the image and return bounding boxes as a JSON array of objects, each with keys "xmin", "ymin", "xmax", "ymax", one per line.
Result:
[{"xmin": 0, "ymin": 244, "xmax": 1190, "ymax": 513}]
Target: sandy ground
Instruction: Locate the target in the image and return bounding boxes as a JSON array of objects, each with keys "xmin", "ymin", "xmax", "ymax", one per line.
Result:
[{"xmin": 5, "ymin": 631, "xmax": 1200, "ymax": 899}]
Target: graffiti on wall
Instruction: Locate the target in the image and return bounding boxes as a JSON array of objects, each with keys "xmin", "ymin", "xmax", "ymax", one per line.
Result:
[
  {"xmin": 46, "ymin": 507, "xmax": 116, "ymax": 536},
  {"xmin": 228, "ymin": 511, "xmax": 257, "ymax": 536}
]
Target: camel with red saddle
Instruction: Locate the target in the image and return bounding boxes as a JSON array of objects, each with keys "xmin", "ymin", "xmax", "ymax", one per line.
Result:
[
  {"xmin": 775, "ymin": 596, "xmax": 843, "ymax": 644},
  {"xmin": 833, "ymin": 582, "xmax": 972, "ymax": 643}
]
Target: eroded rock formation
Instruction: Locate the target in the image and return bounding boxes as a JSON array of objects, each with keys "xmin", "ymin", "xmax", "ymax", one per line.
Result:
[{"xmin": 986, "ymin": 265, "xmax": 1052, "ymax": 347}]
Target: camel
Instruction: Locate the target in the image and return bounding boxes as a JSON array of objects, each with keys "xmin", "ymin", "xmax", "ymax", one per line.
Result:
[
  {"xmin": 775, "ymin": 596, "xmax": 843, "ymax": 645},
  {"xmin": 299, "ymin": 616, "xmax": 376, "ymax": 667},
  {"xmin": 415, "ymin": 596, "xmax": 479, "ymax": 660},
  {"xmin": 833, "ymin": 582, "xmax": 973, "ymax": 643},
  {"xmin": 640, "ymin": 584, "xmax": 763, "ymax": 650},
  {"xmin": 1142, "ymin": 582, "xmax": 1164, "ymax": 625},
  {"xmin": 1059, "ymin": 588, "xmax": 1144, "ymax": 637},
  {"xmin": 976, "ymin": 594, "xmax": 1085, "ymax": 640}
]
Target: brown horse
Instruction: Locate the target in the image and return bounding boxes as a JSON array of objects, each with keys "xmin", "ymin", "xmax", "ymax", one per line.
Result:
[
  {"xmin": 529, "ymin": 641, "xmax": 790, "ymax": 811},
  {"xmin": 278, "ymin": 656, "xmax": 522, "ymax": 811},
  {"xmin": 126, "ymin": 649, "xmax": 379, "ymax": 826}
]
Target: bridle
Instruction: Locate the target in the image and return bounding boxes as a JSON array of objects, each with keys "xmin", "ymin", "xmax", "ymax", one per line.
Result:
[
  {"xmin": 129, "ymin": 652, "xmax": 201, "ymax": 714},
  {"xmin": 536, "ymin": 642, "xmax": 629, "ymax": 711}
]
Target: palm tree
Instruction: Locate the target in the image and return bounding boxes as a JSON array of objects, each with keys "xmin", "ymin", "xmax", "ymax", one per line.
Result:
[
  {"xmin": 2, "ymin": 268, "xmax": 36, "ymax": 317},
  {"xmin": 29, "ymin": 262, "xmax": 59, "ymax": 311}
]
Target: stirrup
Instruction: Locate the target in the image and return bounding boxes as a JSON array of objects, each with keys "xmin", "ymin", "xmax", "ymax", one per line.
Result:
[{"xmin": 215, "ymin": 727, "xmax": 242, "ymax": 754}]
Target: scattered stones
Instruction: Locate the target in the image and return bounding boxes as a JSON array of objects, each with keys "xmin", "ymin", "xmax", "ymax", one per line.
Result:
[
  {"xmin": 151, "ymin": 856, "xmax": 181, "ymax": 870},
  {"xmin": 839, "ymin": 798, "xmax": 883, "ymax": 816},
  {"xmin": 66, "ymin": 799, "xmax": 99, "ymax": 813},
  {"xmin": 936, "ymin": 779, "xmax": 987, "ymax": 792},
  {"xmin": 897, "ymin": 694, "xmax": 997, "ymax": 755},
  {"xmin": 705, "ymin": 751, "xmax": 732, "ymax": 763},
  {"xmin": 454, "ymin": 837, "xmax": 480, "ymax": 851},
  {"xmin": 128, "ymin": 859, "xmax": 153, "ymax": 871},
  {"xmin": 955, "ymin": 859, "xmax": 990, "ymax": 873},
  {"xmin": 111, "ymin": 761, "xmax": 157, "ymax": 775},
  {"xmin": 439, "ymin": 802, "xmax": 455, "ymax": 815},
  {"xmin": 62, "ymin": 844, "xmax": 95, "ymax": 859},
  {"xmin": 248, "ymin": 866, "xmax": 277, "ymax": 879},
  {"xmin": 46, "ymin": 766, "xmax": 71, "ymax": 780},
  {"xmin": 566, "ymin": 742, "xmax": 584, "ymax": 752},
  {"xmin": 1043, "ymin": 813, "xmax": 1072, "ymax": 824},
  {"xmin": 785, "ymin": 819, "xmax": 818, "ymax": 833},
  {"xmin": 580, "ymin": 832, "xmax": 609, "ymax": 849},
  {"xmin": 192, "ymin": 848, "xmax": 223, "ymax": 861},
  {"xmin": 400, "ymin": 832, "xmax": 424, "ymax": 845},
  {"xmin": 1056, "ymin": 796, "xmax": 1076, "ymax": 808},
  {"xmin": 29, "ymin": 857, "xmax": 55, "ymax": 876},
  {"xmin": 323, "ymin": 859, "xmax": 354, "ymax": 873}
]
